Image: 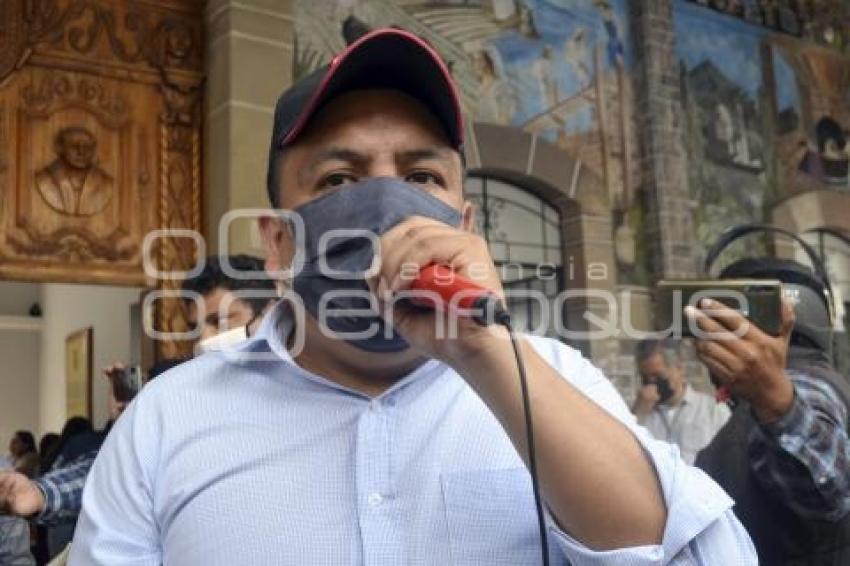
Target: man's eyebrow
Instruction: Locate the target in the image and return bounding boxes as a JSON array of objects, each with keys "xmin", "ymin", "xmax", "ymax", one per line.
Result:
[
  {"xmin": 396, "ymin": 147, "xmax": 455, "ymax": 164},
  {"xmin": 301, "ymin": 148, "xmax": 369, "ymax": 181}
]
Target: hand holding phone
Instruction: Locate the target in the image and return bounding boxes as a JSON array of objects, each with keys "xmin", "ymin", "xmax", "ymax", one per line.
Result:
[
  {"xmin": 655, "ymin": 279, "xmax": 783, "ymax": 338},
  {"xmin": 688, "ymin": 297, "xmax": 797, "ymax": 423}
]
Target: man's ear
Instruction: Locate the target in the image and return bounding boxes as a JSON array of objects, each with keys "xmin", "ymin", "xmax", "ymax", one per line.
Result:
[
  {"xmin": 461, "ymin": 200, "xmax": 477, "ymax": 233},
  {"xmin": 258, "ymin": 215, "xmax": 291, "ymax": 276}
]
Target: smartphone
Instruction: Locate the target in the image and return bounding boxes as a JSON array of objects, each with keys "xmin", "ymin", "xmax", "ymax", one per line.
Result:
[
  {"xmin": 655, "ymin": 279, "xmax": 783, "ymax": 337},
  {"xmin": 111, "ymin": 366, "xmax": 143, "ymax": 403}
]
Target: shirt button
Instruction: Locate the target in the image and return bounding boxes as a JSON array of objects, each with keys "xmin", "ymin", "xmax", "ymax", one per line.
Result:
[
  {"xmin": 367, "ymin": 492, "xmax": 384, "ymax": 506},
  {"xmin": 384, "ymin": 396, "xmax": 397, "ymax": 407}
]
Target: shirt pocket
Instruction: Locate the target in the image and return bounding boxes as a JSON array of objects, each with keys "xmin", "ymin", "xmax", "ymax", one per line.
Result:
[{"xmin": 441, "ymin": 467, "xmax": 565, "ymax": 566}]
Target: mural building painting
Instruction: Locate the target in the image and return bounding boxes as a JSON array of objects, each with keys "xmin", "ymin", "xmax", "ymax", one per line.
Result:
[{"xmin": 674, "ymin": 0, "xmax": 850, "ymax": 269}]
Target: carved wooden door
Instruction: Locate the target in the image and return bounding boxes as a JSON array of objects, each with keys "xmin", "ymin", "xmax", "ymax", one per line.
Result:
[{"xmin": 0, "ymin": 0, "xmax": 203, "ymax": 359}]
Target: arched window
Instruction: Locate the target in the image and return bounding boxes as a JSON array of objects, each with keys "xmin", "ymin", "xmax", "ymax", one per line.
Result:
[{"xmin": 465, "ymin": 174, "xmax": 564, "ymax": 335}]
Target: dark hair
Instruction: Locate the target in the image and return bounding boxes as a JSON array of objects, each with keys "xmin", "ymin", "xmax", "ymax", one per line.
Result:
[
  {"xmin": 147, "ymin": 358, "xmax": 188, "ymax": 381},
  {"xmin": 59, "ymin": 416, "xmax": 92, "ymax": 438},
  {"xmin": 38, "ymin": 433, "xmax": 59, "ymax": 457},
  {"xmin": 815, "ymin": 116, "xmax": 846, "ymax": 153},
  {"xmin": 13, "ymin": 431, "xmax": 36, "ymax": 454},
  {"xmin": 40, "ymin": 417, "xmax": 93, "ymax": 472},
  {"xmin": 635, "ymin": 339, "xmax": 681, "ymax": 367},
  {"xmin": 38, "ymin": 433, "xmax": 60, "ymax": 470},
  {"xmin": 181, "ymin": 255, "xmax": 276, "ymax": 317}
]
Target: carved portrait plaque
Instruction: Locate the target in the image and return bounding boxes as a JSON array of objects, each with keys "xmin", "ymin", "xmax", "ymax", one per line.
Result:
[
  {"xmin": 36, "ymin": 126, "xmax": 114, "ymax": 217},
  {"xmin": 0, "ymin": 0, "xmax": 204, "ymax": 359}
]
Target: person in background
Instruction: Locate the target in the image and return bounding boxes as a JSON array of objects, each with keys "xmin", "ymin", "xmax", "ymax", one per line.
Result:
[
  {"xmin": 8, "ymin": 431, "xmax": 39, "ymax": 479},
  {"xmin": 38, "ymin": 418, "xmax": 92, "ymax": 476},
  {"xmin": 0, "ymin": 361, "xmax": 178, "ymax": 562},
  {"xmin": 181, "ymin": 254, "xmax": 278, "ymax": 349},
  {"xmin": 693, "ymin": 258, "xmax": 850, "ymax": 564},
  {"xmin": 28, "ymin": 417, "xmax": 95, "ymax": 561},
  {"xmin": 0, "ymin": 359, "xmax": 185, "ymax": 525},
  {"xmin": 631, "ymin": 339, "xmax": 731, "ymax": 464},
  {"xmin": 37, "ymin": 434, "xmax": 59, "ymax": 474}
]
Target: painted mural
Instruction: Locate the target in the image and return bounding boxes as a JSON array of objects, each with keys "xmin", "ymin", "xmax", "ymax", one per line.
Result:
[
  {"xmin": 675, "ymin": 0, "xmax": 850, "ymax": 268},
  {"xmin": 295, "ymin": 0, "xmax": 648, "ymax": 285}
]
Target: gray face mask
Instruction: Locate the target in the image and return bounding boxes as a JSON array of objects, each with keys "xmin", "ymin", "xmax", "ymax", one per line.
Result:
[{"xmin": 291, "ymin": 177, "xmax": 462, "ymax": 352}]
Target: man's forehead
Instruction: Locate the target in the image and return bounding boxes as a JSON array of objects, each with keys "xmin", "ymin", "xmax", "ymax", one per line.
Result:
[{"xmin": 640, "ymin": 353, "xmax": 666, "ymax": 369}]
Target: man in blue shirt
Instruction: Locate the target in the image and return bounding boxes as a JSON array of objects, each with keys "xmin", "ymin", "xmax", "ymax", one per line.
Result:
[{"xmin": 70, "ymin": 29, "xmax": 756, "ymax": 564}]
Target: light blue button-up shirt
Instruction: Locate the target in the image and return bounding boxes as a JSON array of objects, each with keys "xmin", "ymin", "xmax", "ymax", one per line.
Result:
[{"xmin": 70, "ymin": 305, "xmax": 756, "ymax": 565}]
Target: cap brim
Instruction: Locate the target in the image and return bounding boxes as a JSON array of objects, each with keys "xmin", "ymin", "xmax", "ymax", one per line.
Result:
[{"xmin": 281, "ymin": 28, "xmax": 464, "ymax": 150}]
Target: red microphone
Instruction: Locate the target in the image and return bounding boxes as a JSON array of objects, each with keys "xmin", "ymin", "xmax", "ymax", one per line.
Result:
[{"xmin": 408, "ymin": 264, "xmax": 508, "ymax": 326}]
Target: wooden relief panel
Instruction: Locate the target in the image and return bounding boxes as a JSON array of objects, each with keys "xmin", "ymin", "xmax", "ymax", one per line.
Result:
[{"xmin": 0, "ymin": 0, "xmax": 203, "ymax": 359}]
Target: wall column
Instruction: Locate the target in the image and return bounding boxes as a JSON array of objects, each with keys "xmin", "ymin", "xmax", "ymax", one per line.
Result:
[
  {"xmin": 205, "ymin": 0, "xmax": 295, "ymax": 254},
  {"xmin": 631, "ymin": 0, "xmax": 697, "ymax": 279}
]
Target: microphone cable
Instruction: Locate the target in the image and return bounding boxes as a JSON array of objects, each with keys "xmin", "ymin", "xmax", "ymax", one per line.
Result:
[{"xmin": 491, "ymin": 306, "xmax": 550, "ymax": 566}]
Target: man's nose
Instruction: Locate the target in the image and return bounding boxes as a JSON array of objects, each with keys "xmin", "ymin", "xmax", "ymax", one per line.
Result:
[{"xmin": 365, "ymin": 157, "xmax": 402, "ymax": 179}]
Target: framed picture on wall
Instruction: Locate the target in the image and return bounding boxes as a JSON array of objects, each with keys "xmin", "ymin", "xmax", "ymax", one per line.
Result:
[{"xmin": 66, "ymin": 327, "xmax": 93, "ymax": 420}]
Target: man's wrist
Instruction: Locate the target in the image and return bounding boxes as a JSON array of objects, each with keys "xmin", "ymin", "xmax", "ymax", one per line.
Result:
[
  {"xmin": 751, "ymin": 372, "xmax": 796, "ymax": 424},
  {"xmin": 442, "ymin": 326, "xmax": 528, "ymax": 390},
  {"xmin": 436, "ymin": 323, "xmax": 510, "ymax": 365}
]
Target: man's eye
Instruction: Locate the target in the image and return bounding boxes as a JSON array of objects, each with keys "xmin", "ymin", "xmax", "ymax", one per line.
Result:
[
  {"xmin": 406, "ymin": 171, "xmax": 444, "ymax": 187},
  {"xmin": 320, "ymin": 173, "xmax": 357, "ymax": 189}
]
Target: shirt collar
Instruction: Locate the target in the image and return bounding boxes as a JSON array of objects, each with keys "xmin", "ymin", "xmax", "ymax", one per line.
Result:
[{"xmin": 227, "ymin": 299, "xmax": 447, "ymax": 403}]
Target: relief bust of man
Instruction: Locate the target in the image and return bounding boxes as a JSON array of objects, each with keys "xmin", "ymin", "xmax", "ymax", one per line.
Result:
[{"xmin": 35, "ymin": 126, "xmax": 113, "ymax": 217}]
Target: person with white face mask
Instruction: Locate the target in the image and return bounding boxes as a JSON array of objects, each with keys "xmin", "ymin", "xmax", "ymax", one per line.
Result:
[{"xmin": 181, "ymin": 254, "xmax": 279, "ymax": 353}]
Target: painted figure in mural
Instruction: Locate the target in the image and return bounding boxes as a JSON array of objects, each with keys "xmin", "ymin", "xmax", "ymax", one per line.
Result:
[
  {"xmin": 562, "ymin": 28, "xmax": 591, "ymax": 87},
  {"xmin": 798, "ymin": 116, "xmax": 850, "ymax": 186},
  {"xmin": 35, "ymin": 126, "xmax": 113, "ymax": 217},
  {"xmin": 531, "ymin": 44, "xmax": 559, "ymax": 110},
  {"xmin": 471, "ymin": 48, "xmax": 517, "ymax": 125},
  {"xmin": 712, "ymin": 102, "xmax": 738, "ymax": 160},
  {"xmin": 703, "ymin": 100, "xmax": 761, "ymax": 170},
  {"xmin": 596, "ymin": 0, "xmax": 625, "ymax": 67},
  {"xmin": 517, "ymin": 3, "xmax": 539, "ymax": 39}
]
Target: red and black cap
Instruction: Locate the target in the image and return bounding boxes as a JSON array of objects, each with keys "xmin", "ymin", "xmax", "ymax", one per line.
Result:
[{"xmin": 266, "ymin": 28, "xmax": 464, "ymax": 205}]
